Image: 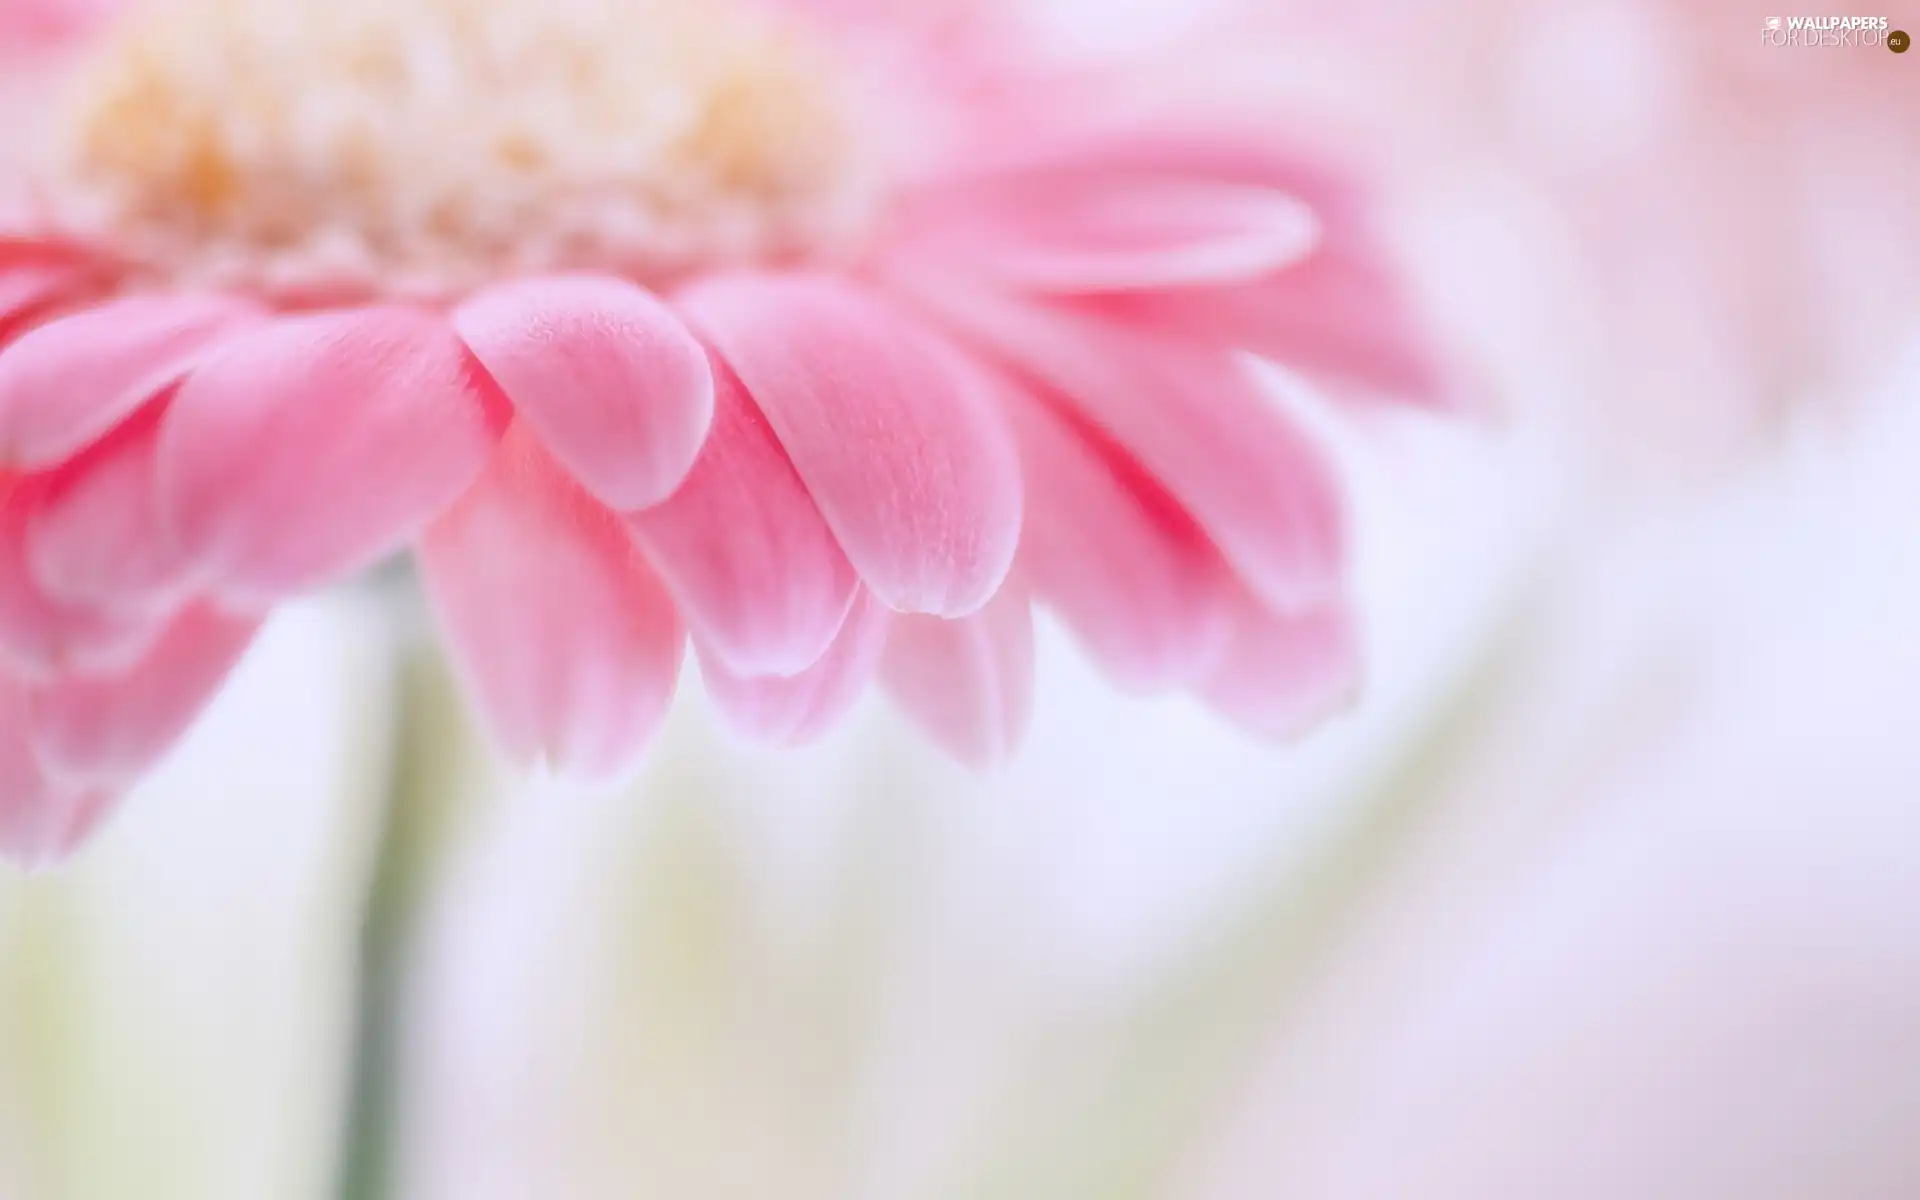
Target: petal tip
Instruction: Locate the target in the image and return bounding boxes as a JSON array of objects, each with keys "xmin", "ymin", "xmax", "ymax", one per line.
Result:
[
  {"xmin": 0, "ymin": 786, "xmax": 115, "ymax": 870},
  {"xmin": 456, "ymin": 275, "xmax": 716, "ymax": 513}
]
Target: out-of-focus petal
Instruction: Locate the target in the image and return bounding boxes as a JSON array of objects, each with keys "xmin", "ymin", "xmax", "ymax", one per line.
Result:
[
  {"xmin": 24, "ymin": 400, "xmax": 192, "ymax": 611},
  {"xmin": 953, "ymin": 126, "xmax": 1454, "ymax": 408},
  {"xmin": 0, "ymin": 471, "xmax": 163, "ymax": 680},
  {"xmin": 699, "ymin": 587, "xmax": 889, "ymax": 746},
  {"xmin": 0, "ymin": 263, "xmax": 89, "ymax": 336},
  {"xmin": 1091, "ymin": 263, "xmax": 1453, "ymax": 409},
  {"xmin": 1199, "ymin": 590, "xmax": 1361, "ymax": 739},
  {"xmin": 628, "ymin": 353, "xmax": 858, "ymax": 678},
  {"xmin": 0, "ymin": 677, "xmax": 112, "ymax": 867},
  {"xmin": 25, "ymin": 602, "xmax": 259, "ymax": 785},
  {"xmin": 0, "ymin": 293, "xmax": 258, "ymax": 469},
  {"xmin": 901, "ymin": 172, "xmax": 1319, "ymax": 292},
  {"xmin": 678, "ymin": 273, "xmax": 1022, "ymax": 619},
  {"xmin": 420, "ymin": 428, "xmax": 684, "ymax": 779},
  {"xmin": 159, "ymin": 308, "xmax": 504, "ymax": 605},
  {"xmin": 1000, "ymin": 374, "xmax": 1229, "ymax": 690},
  {"xmin": 891, "ymin": 273, "xmax": 1345, "ymax": 613},
  {"xmin": 455, "ymin": 275, "xmax": 714, "ymax": 511},
  {"xmin": 968, "ymin": 126, "xmax": 1370, "ymax": 237},
  {"xmin": 881, "ymin": 583, "xmax": 1034, "ymax": 769},
  {"xmin": 0, "ymin": 0, "xmax": 111, "ymax": 48}
]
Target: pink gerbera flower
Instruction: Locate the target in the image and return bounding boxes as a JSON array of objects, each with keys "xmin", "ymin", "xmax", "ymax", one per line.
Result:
[{"xmin": 0, "ymin": 0, "xmax": 1449, "ymax": 862}]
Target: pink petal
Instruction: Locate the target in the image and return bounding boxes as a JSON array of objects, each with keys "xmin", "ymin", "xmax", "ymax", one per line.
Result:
[
  {"xmin": 0, "ymin": 261, "xmax": 95, "ymax": 341},
  {"xmin": 25, "ymin": 399, "xmax": 194, "ymax": 612},
  {"xmin": 0, "ymin": 267, "xmax": 66, "ymax": 322},
  {"xmin": 419, "ymin": 428, "xmax": 685, "ymax": 779},
  {"xmin": 159, "ymin": 308, "xmax": 505, "ymax": 605},
  {"xmin": 0, "ymin": 0, "xmax": 112, "ymax": 48},
  {"xmin": 0, "ymin": 471, "xmax": 167, "ymax": 680},
  {"xmin": 0, "ymin": 678, "xmax": 115, "ymax": 867},
  {"xmin": 1200, "ymin": 592, "xmax": 1361, "ymax": 739},
  {"xmin": 455, "ymin": 276, "xmax": 714, "ymax": 511},
  {"xmin": 699, "ymin": 588, "xmax": 889, "ymax": 747},
  {"xmin": 26, "ymin": 602, "xmax": 258, "ymax": 785},
  {"xmin": 627, "ymin": 354, "xmax": 858, "ymax": 678},
  {"xmin": 0, "ymin": 293, "xmax": 258, "ymax": 469},
  {"xmin": 881, "ymin": 584, "xmax": 1034, "ymax": 769},
  {"xmin": 888, "ymin": 274, "xmax": 1346, "ymax": 613},
  {"xmin": 1000, "ymin": 376, "xmax": 1230, "ymax": 690},
  {"xmin": 677, "ymin": 273, "xmax": 1022, "ymax": 619},
  {"xmin": 939, "ymin": 128, "xmax": 1454, "ymax": 408},
  {"xmin": 960, "ymin": 126, "xmax": 1370, "ymax": 237},
  {"xmin": 1092, "ymin": 263, "xmax": 1453, "ymax": 408},
  {"xmin": 901, "ymin": 173, "xmax": 1319, "ymax": 293}
]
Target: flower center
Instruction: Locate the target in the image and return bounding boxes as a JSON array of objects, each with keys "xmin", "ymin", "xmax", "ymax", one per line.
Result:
[{"xmin": 35, "ymin": 0, "xmax": 881, "ymax": 299}]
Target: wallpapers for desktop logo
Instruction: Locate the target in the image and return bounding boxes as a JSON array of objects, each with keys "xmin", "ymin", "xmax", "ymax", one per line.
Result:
[{"xmin": 1760, "ymin": 15, "xmax": 1905, "ymax": 48}]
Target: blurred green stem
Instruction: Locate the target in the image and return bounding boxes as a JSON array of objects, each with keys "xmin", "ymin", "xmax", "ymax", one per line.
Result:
[{"xmin": 335, "ymin": 633, "xmax": 469, "ymax": 1200}]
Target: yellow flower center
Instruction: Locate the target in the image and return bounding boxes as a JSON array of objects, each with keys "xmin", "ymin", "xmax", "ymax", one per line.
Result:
[{"xmin": 36, "ymin": 0, "xmax": 882, "ymax": 299}]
